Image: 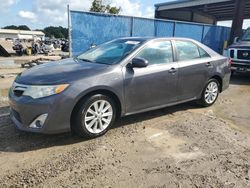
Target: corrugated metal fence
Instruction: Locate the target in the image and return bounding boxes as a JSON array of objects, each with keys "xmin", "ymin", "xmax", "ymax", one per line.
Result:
[{"xmin": 70, "ymin": 11, "xmax": 231, "ymax": 56}]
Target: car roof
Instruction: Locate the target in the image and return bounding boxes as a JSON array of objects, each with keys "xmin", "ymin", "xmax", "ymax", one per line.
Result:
[
  {"xmin": 116, "ymin": 37, "xmax": 219, "ymax": 57},
  {"xmin": 117, "ymin": 36, "xmax": 199, "ymax": 43}
]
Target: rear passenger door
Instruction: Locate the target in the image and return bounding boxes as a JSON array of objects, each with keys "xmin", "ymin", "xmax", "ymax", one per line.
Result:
[{"xmin": 174, "ymin": 40, "xmax": 212, "ymax": 101}]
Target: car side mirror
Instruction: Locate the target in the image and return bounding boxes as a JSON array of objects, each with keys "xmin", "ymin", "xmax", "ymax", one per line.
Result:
[
  {"xmin": 234, "ymin": 37, "xmax": 239, "ymax": 43},
  {"xmin": 131, "ymin": 57, "xmax": 148, "ymax": 68}
]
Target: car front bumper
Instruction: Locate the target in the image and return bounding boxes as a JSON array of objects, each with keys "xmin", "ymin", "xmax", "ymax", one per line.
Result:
[
  {"xmin": 8, "ymin": 89, "xmax": 74, "ymax": 134},
  {"xmin": 231, "ymin": 61, "xmax": 250, "ymax": 72}
]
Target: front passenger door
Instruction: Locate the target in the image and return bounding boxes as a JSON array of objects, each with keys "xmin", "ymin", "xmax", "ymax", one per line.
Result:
[{"xmin": 123, "ymin": 40, "xmax": 178, "ymax": 114}]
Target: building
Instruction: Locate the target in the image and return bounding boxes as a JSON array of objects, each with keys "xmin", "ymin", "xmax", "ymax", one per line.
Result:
[
  {"xmin": 155, "ymin": 0, "xmax": 250, "ymax": 43},
  {"xmin": 0, "ymin": 29, "xmax": 45, "ymax": 40}
]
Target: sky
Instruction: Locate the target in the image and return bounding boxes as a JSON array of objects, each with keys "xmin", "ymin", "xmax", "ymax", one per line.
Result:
[{"xmin": 0, "ymin": 0, "xmax": 249, "ymax": 30}]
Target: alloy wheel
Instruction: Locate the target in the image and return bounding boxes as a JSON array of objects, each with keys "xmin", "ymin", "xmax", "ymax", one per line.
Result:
[
  {"xmin": 204, "ymin": 81, "xmax": 219, "ymax": 104},
  {"xmin": 83, "ymin": 100, "xmax": 113, "ymax": 134}
]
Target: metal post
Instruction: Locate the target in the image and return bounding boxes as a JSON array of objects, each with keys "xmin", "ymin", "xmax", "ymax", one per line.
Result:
[
  {"xmin": 130, "ymin": 17, "xmax": 134, "ymax": 37},
  {"xmin": 173, "ymin": 22, "xmax": 176, "ymax": 37},
  {"xmin": 154, "ymin": 20, "xmax": 157, "ymax": 37},
  {"xmin": 67, "ymin": 4, "xmax": 72, "ymax": 57},
  {"xmin": 154, "ymin": 10, "xmax": 159, "ymax": 19},
  {"xmin": 229, "ymin": 0, "xmax": 245, "ymax": 44},
  {"xmin": 201, "ymin": 24, "xmax": 205, "ymax": 42}
]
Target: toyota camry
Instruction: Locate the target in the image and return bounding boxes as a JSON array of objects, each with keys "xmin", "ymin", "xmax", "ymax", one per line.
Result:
[{"xmin": 9, "ymin": 37, "xmax": 231, "ymax": 138}]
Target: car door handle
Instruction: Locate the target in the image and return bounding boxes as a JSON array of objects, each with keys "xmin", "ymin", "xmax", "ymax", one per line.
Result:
[{"xmin": 168, "ymin": 68, "xmax": 177, "ymax": 73}]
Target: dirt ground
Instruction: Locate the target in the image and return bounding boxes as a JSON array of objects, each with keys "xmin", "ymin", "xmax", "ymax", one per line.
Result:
[{"xmin": 0, "ymin": 72, "xmax": 249, "ymax": 188}]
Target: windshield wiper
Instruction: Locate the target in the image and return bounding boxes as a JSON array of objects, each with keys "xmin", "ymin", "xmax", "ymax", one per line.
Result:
[
  {"xmin": 77, "ymin": 57, "xmax": 94, "ymax": 63},
  {"xmin": 76, "ymin": 57, "xmax": 108, "ymax": 65}
]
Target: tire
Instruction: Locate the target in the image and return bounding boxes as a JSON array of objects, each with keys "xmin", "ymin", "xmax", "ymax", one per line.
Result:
[
  {"xmin": 198, "ymin": 78, "xmax": 220, "ymax": 107},
  {"xmin": 72, "ymin": 94, "xmax": 116, "ymax": 138}
]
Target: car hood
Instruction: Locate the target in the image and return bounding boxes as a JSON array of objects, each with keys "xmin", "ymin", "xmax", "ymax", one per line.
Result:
[
  {"xmin": 15, "ymin": 58, "xmax": 109, "ymax": 85},
  {"xmin": 229, "ymin": 41, "xmax": 250, "ymax": 49}
]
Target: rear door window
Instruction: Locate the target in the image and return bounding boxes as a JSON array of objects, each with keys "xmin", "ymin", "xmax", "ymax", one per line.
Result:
[{"xmin": 175, "ymin": 40, "xmax": 203, "ymax": 61}]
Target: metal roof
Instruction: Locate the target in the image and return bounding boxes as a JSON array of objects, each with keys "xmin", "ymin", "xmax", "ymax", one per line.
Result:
[
  {"xmin": 155, "ymin": 0, "xmax": 231, "ymax": 9},
  {"xmin": 155, "ymin": 0, "xmax": 250, "ymax": 21},
  {"xmin": 0, "ymin": 29, "xmax": 45, "ymax": 36}
]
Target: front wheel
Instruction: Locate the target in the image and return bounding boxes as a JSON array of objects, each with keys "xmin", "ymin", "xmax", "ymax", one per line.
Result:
[
  {"xmin": 72, "ymin": 94, "xmax": 116, "ymax": 138},
  {"xmin": 198, "ymin": 79, "xmax": 220, "ymax": 107}
]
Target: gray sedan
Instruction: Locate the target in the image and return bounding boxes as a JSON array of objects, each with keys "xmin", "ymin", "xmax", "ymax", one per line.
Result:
[{"xmin": 9, "ymin": 37, "xmax": 231, "ymax": 138}]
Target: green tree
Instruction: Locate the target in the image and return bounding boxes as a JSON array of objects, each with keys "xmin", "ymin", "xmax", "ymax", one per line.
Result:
[
  {"xmin": 43, "ymin": 26, "xmax": 68, "ymax": 39},
  {"xmin": 18, "ymin": 25, "xmax": 31, "ymax": 30},
  {"xmin": 3, "ymin": 25, "xmax": 30, "ymax": 30},
  {"xmin": 2, "ymin": 25, "xmax": 18, "ymax": 30},
  {"xmin": 90, "ymin": 0, "xmax": 121, "ymax": 14},
  {"xmin": 106, "ymin": 5, "xmax": 120, "ymax": 14},
  {"xmin": 90, "ymin": 0, "xmax": 106, "ymax": 12}
]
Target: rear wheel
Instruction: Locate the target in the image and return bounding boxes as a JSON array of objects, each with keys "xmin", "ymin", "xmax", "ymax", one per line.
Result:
[
  {"xmin": 198, "ymin": 79, "xmax": 220, "ymax": 107},
  {"xmin": 72, "ymin": 94, "xmax": 116, "ymax": 138}
]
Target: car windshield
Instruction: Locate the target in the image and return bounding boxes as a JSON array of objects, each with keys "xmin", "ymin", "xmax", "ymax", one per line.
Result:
[
  {"xmin": 77, "ymin": 39, "xmax": 143, "ymax": 65},
  {"xmin": 241, "ymin": 29, "xmax": 250, "ymax": 41}
]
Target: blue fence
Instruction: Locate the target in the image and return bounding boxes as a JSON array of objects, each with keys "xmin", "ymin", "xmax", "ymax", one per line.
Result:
[{"xmin": 70, "ymin": 11, "xmax": 231, "ymax": 56}]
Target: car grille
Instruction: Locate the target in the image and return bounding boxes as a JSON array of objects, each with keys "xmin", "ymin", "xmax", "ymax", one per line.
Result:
[
  {"xmin": 11, "ymin": 82, "xmax": 28, "ymax": 97},
  {"xmin": 237, "ymin": 50, "xmax": 250, "ymax": 60},
  {"xmin": 11, "ymin": 108, "xmax": 22, "ymax": 123}
]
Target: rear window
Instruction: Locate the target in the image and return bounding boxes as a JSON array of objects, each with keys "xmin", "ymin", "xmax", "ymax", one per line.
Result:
[
  {"xmin": 175, "ymin": 40, "xmax": 210, "ymax": 61},
  {"xmin": 199, "ymin": 47, "xmax": 210, "ymax": 58}
]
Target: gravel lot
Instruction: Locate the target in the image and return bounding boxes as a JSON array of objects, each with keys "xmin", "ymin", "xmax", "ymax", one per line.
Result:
[{"xmin": 0, "ymin": 73, "xmax": 249, "ymax": 188}]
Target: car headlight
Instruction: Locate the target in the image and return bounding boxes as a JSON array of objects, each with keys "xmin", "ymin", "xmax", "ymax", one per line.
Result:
[{"xmin": 23, "ymin": 84, "xmax": 69, "ymax": 99}]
